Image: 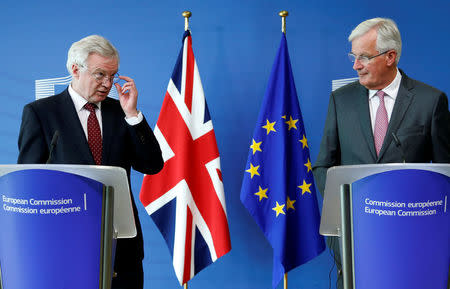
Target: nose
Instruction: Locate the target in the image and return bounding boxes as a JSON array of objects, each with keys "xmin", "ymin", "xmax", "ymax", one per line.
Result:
[
  {"xmin": 102, "ymin": 76, "xmax": 114, "ymax": 86},
  {"xmin": 353, "ymin": 58, "xmax": 364, "ymax": 70}
]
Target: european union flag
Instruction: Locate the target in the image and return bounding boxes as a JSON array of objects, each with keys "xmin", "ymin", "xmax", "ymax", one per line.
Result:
[{"xmin": 240, "ymin": 33, "xmax": 325, "ymax": 288}]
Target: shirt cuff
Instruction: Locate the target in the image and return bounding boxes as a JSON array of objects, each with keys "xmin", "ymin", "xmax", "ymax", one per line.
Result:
[{"xmin": 125, "ymin": 110, "xmax": 143, "ymax": 125}]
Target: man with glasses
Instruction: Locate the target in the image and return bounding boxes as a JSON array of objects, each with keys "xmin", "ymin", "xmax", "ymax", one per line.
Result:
[
  {"xmin": 313, "ymin": 18, "xmax": 449, "ymax": 288},
  {"xmin": 18, "ymin": 35, "xmax": 164, "ymax": 289}
]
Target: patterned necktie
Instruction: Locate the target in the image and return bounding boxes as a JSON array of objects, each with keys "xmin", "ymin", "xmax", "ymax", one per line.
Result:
[
  {"xmin": 374, "ymin": 90, "xmax": 388, "ymax": 156},
  {"xmin": 84, "ymin": 103, "xmax": 102, "ymax": 165}
]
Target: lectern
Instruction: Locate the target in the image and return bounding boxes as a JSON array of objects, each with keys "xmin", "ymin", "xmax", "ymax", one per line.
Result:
[
  {"xmin": 320, "ymin": 163, "xmax": 450, "ymax": 289},
  {"xmin": 0, "ymin": 164, "xmax": 137, "ymax": 289}
]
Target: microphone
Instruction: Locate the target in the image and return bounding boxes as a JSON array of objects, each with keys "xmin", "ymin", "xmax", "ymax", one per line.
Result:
[
  {"xmin": 391, "ymin": 132, "xmax": 406, "ymax": 163},
  {"xmin": 46, "ymin": 131, "xmax": 59, "ymax": 164}
]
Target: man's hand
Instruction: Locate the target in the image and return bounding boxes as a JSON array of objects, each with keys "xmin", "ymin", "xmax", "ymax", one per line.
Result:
[{"xmin": 115, "ymin": 75, "xmax": 139, "ymax": 118}]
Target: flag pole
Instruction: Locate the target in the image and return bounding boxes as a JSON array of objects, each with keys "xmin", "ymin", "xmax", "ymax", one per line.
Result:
[
  {"xmin": 182, "ymin": 10, "xmax": 192, "ymax": 31},
  {"xmin": 181, "ymin": 11, "xmax": 190, "ymax": 289},
  {"xmin": 279, "ymin": 10, "xmax": 288, "ymax": 34},
  {"xmin": 182, "ymin": 13, "xmax": 192, "ymax": 287},
  {"xmin": 279, "ymin": 10, "xmax": 289, "ymax": 289}
]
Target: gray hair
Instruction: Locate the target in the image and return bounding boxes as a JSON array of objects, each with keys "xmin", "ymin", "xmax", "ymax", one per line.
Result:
[
  {"xmin": 66, "ymin": 35, "xmax": 119, "ymax": 74},
  {"xmin": 348, "ymin": 18, "xmax": 402, "ymax": 64}
]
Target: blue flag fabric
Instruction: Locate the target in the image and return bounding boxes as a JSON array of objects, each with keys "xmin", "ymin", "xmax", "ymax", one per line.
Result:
[{"xmin": 240, "ymin": 33, "xmax": 325, "ymax": 288}]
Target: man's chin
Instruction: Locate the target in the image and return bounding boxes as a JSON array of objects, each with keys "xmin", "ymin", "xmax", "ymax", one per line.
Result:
[
  {"xmin": 358, "ymin": 77, "xmax": 380, "ymax": 90},
  {"xmin": 97, "ymin": 91, "xmax": 109, "ymax": 98},
  {"xmin": 358, "ymin": 75, "xmax": 369, "ymax": 86},
  {"xmin": 88, "ymin": 93, "xmax": 108, "ymax": 103}
]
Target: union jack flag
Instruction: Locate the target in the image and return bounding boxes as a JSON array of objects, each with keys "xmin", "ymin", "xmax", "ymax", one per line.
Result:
[{"xmin": 139, "ymin": 31, "xmax": 231, "ymax": 285}]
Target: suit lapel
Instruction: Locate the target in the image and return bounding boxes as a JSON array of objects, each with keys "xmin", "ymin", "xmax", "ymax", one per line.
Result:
[
  {"xmin": 100, "ymin": 98, "xmax": 115, "ymax": 165},
  {"xmin": 58, "ymin": 89, "xmax": 96, "ymax": 164},
  {"xmin": 377, "ymin": 73, "xmax": 413, "ymax": 161},
  {"xmin": 356, "ymin": 84, "xmax": 377, "ymax": 161}
]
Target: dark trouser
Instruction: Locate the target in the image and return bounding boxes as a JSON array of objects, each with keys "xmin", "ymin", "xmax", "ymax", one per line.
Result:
[
  {"xmin": 111, "ymin": 236, "xmax": 144, "ymax": 289},
  {"xmin": 111, "ymin": 263, "xmax": 143, "ymax": 289}
]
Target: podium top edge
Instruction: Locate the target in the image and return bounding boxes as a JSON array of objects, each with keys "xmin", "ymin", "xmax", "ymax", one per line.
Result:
[
  {"xmin": 327, "ymin": 163, "xmax": 450, "ymax": 172},
  {"xmin": 0, "ymin": 164, "xmax": 126, "ymax": 173}
]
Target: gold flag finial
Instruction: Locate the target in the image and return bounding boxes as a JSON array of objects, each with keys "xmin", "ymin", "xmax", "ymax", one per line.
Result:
[
  {"xmin": 279, "ymin": 10, "xmax": 289, "ymax": 34},
  {"xmin": 182, "ymin": 11, "xmax": 192, "ymax": 31}
]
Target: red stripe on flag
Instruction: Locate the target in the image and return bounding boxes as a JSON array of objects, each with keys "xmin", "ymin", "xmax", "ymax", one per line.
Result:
[
  {"xmin": 184, "ymin": 35, "xmax": 195, "ymax": 112},
  {"xmin": 183, "ymin": 208, "xmax": 193, "ymax": 284}
]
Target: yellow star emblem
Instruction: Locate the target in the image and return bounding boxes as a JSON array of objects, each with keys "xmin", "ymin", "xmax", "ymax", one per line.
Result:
[
  {"xmin": 249, "ymin": 139, "xmax": 262, "ymax": 155},
  {"xmin": 304, "ymin": 158, "xmax": 312, "ymax": 172},
  {"xmin": 298, "ymin": 180, "xmax": 312, "ymax": 195},
  {"xmin": 272, "ymin": 201, "xmax": 286, "ymax": 217},
  {"xmin": 262, "ymin": 119, "xmax": 276, "ymax": 135},
  {"xmin": 254, "ymin": 186, "xmax": 268, "ymax": 201},
  {"xmin": 245, "ymin": 163, "xmax": 260, "ymax": 179},
  {"xmin": 299, "ymin": 135, "xmax": 308, "ymax": 148},
  {"xmin": 285, "ymin": 116, "xmax": 298, "ymax": 130},
  {"xmin": 286, "ymin": 196, "xmax": 296, "ymax": 211}
]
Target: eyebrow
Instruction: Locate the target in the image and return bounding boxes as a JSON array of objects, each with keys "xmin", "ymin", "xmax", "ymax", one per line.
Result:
[
  {"xmin": 351, "ymin": 52, "xmax": 370, "ymax": 57},
  {"xmin": 92, "ymin": 68, "xmax": 118, "ymax": 75}
]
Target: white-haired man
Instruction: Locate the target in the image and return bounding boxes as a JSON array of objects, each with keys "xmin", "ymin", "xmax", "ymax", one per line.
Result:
[
  {"xmin": 313, "ymin": 18, "xmax": 449, "ymax": 288},
  {"xmin": 18, "ymin": 35, "xmax": 164, "ymax": 289}
]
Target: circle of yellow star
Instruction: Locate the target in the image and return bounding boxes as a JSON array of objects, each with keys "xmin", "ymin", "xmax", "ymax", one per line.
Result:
[
  {"xmin": 272, "ymin": 201, "xmax": 286, "ymax": 217},
  {"xmin": 262, "ymin": 119, "xmax": 276, "ymax": 135},
  {"xmin": 299, "ymin": 135, "xmax": 308, "ymax": 148},
  {"xmin": 250, "ymin": 139, "xmax": 262, "ymax": 155},
  {"xmin": 254, "ymin": 186, "xmax": 268, "ymax": 201},
  {"xmin": 298, "ymin": 180, "xmax": 312, "ymax": 195},
  {"xmin": 285, "ymin": 116, "xmax": 299, "ymax": 130},
  {"xmin": 286, "ymin": 196, "xmax": 296, "ymax": 211},
  {"xmin": 245, "ymin": 163, "xmax": 260, "ymax": 179}
]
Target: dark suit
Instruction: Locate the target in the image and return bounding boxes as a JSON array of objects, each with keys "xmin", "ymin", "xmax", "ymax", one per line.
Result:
[
  {"xmin": 18, "ymin": 88, "xmax": 164, "ymax": 289},
  {"xmin": 313, "ymin": 70, "xmax": 450, "ymax": 289},
  {"xmin": 314, "ymin": 70, "xmax": 450, "ymax": 193}
]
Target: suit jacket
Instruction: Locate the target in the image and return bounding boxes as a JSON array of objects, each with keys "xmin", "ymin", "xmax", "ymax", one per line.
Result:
[
  {"xmin": 17, "ymin": 88, "xmax": 164, "ymax": 271},
  {"xmin": 313, "ymin": 70, "xmax": 450, "ymax": 194}
]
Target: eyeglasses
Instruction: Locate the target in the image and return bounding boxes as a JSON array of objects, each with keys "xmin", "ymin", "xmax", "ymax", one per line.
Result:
[
  {"xmin": 90, "ymin": 70, "xmax": 120, "ymax": 84},
  {"xmin": 348, "ymin": 50, "xmax": 389, "ymax": 65},
  {"xmin": 79, "ymin": 65, "xmax": 120, "ymax": 84}
]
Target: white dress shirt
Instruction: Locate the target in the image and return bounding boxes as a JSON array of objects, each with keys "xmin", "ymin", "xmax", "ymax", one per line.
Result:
[
  {"xmin": 368, "ymin": 68, "xmax": 402, "ymax": 132},
  {"xmin": 68, "ymin": 84, "xmax": 143, "ymax": 140}
]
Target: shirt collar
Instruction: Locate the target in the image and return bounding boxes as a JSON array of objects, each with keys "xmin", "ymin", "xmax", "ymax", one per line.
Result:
[
  {"xmin": 368, "ymin": 68, "xmax": 402, "ymax": 99},
  {"xmin": 68, "ymin": 84, "xmax": 102, "ymax": 112}
]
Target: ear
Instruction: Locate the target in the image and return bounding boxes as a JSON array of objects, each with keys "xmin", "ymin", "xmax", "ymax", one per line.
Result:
[
  {"xmin": 71, "ymin": 64, "xmax": 81, "ymax": 79},
  {"xmin": 386, "ymin": 50, "xmax": 397, "ymax": 67}
]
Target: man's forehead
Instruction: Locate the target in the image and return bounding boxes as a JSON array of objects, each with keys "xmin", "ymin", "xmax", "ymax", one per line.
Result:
[{"xmin": 87, "ymin": 53, "xmax": 119, "ymax": 71}]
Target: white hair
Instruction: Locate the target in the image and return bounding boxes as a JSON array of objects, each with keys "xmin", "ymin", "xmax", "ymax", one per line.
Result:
[
  {"xmin": 66, "ymin": 35, "xmax": 119, "ymax": 74},
  {"xmin": 348, "ymin": 18, "xmax": 402, "ymax": 64}
]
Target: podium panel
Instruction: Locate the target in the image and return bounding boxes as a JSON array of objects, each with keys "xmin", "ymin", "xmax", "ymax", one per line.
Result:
[
  {"xmin": 320, "ymin": 164, "xmax": 450, "ymax": 289},
  {"xmin": 351, "ymin": 170, "xmax": 449, "ymax": 289},
  {"xmin": 0, "ymin": 169, "xmax": 104, "ymax": 289}
]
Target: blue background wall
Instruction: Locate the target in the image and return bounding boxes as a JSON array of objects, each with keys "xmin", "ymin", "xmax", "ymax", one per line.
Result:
[{"xmin": 1, "ymin": 0, "xmax": 449, "ymax": 288}]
